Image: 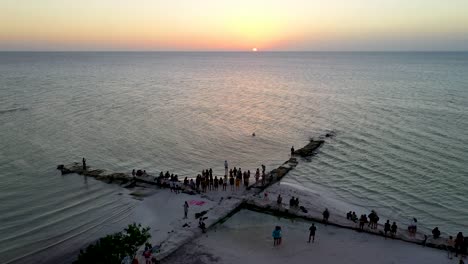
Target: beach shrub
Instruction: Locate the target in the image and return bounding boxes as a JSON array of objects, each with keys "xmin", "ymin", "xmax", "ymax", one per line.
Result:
[{"xmin": 74, "ymin": 223, "xmax": 151, "ymax": 264}]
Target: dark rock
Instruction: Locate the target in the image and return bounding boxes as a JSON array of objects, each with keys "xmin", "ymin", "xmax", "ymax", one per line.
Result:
[
  {"xmin": 195, "ymin": 210, "xmax": 208, "ymax": 219},
  {"xmin": 293, "ymin": 139, "xmax": 324, "ymax": 157}
]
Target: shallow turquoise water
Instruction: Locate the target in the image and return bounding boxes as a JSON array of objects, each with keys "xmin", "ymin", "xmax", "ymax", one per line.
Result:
[{"xmin": 0, "ymin": 52, "xmax": 467, "ymax": 263}]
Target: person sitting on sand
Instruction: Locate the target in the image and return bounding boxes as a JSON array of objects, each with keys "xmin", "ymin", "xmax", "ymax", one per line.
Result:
[
  {"xmin": 199, "ymin": 218, "xmax": 206, "ymax": 233},
  {"xmin": 384, "ymin": 220, "xmax": 391, "ymax": 238},
  {"xmin": 391, "ymin": 222, "xmax": 398, "ymax": 238},
  {"xmin": 432, "ymin": 227, "xmax": 441, "ymax": 239},
  {"xmin": 322, "ymin": 208, "xmax": 330, "ymax": 225}
]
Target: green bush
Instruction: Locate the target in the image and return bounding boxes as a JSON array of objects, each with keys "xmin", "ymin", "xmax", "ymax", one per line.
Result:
[{"xmin": 74, "ymin": 223, "xmax": 151, "ymax": 264}]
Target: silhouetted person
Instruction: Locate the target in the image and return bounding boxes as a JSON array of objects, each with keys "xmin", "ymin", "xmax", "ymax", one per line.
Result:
[
  {"xmin": 391, "ymin": 222, "xmax": 398, "ymax": 238},
  {"xmin": 384, "ymin": 220, "xmax": 391, "ymax": 238},
  {"xmin": 224, "ymin": 160, "xmax": 228, "ymax": 176},
  {"xmin": 291, "ymin": 146, "xmax": 295, "ymax": 156},
  {"xmin": 82, "ymin": 157, "xmax": 86, "ymax": 170},
  {"xmin": 308, "ymin": 224, "xmax": 317, "ymax": 243},
  {"xmin": 277, "ymin": 194, "xmax": 282, "ymax": 205},
  {"xmin": 322, "ymin": 208, "xmax": 330, "ymax": 225},
  {"xmin": 432, "ymin": 227, "xmax": 441, "ymax": 239},
  {"xmin": 455, "ymin": 232, "xmax": 464, "ymax": 257},
  {"xmin": 183, "ymin": 201, "xmax": 189, "ymax": 219}
]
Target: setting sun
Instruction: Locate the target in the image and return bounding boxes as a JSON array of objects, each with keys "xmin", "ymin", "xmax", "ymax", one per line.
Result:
[{"xmin": 252, "ymin": 48, "xmax": 258, "ymax": 52}]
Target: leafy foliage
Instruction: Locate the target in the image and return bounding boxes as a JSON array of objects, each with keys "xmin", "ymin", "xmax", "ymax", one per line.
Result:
[{"xmin": 74, "ymin": 223, "xmax": 151, "ymax": 264}]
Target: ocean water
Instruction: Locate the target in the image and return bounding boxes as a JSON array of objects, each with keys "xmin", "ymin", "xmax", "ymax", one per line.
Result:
[{"xmin": 0, "ymin": 52, "xmax": 467, "ymax": 263}]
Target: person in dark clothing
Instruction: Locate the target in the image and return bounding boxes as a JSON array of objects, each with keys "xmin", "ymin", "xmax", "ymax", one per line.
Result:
[
  {"xmin": 432, "ymin": 227, "xmax": 441, "ymax": 239},
  {"xmin": 289, "ymin": 196, "xmax": 295, "ymax": 207},
  {"xmin": 291, "ymin": 146, "xmax": 295, "ymax": 156},
  {"xmin": 82, "ymin": 157, "xmax": 86, "ymax": 170},
  {"xmin": 391, "ymin": 222, "xmax": 398, "ymax": 238},
  {"xmin": 455, "ymin": 232, "xmax": 464, "ymax": 257},
  {"xmin": 384, "ymin": 220, "xmax": 391, "ymax": 238},
  {"xmin": 422, "ymin": 234, "xmax": 428, "ymax": 247},
  {"xmin": 308, "ymin": 224, "xmax": 317, "ymax": 243},
  {"xmin": 359, "ymin": 214, "xmax": 367, "ymax": 231},
  {"xmin": 346, "ymin": 211, "xmax": 352, "ymax": 220},
  {"xmin": 322, "ymin": 208, "xmax": 330, "ymax": 225},
  {"xmin": 277, "ymin": 194, "xmax": 282, "ymax": 205},
  {"xmin": 295, "ymin": 197, "xmax": 300, "ymax": 207}
]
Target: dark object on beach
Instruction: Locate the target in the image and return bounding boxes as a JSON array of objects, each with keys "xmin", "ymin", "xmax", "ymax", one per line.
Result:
[
  {"xmin": 199, "ymin": 217, "xmax": 207, "ymax": 233},
  {"xmin": 299, "ymin": 206, "xmax": 308, "ymax": 213},
  {"xmin": 195, "ymin": 210, "xmax": 208, "ymax": 219},
  {"xmin": 252, "ymin": 132, "xmax": 256, "ymax": 137},
  {"xmin": 136, "ymin": 170, "xmax": 143, "ymax": 176},
  {"xmin": 293, "ymin": 139, "xmax": 324, "ymax": 157},
  {"xmin": 291, "ymin": 146, "xmax": 295, "ymax": 156}
]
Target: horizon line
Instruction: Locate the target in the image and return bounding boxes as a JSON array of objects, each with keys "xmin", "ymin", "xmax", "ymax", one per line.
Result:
[{"xmin": 1, "ymin": 50, "xmax": 468, "ymax": 53}]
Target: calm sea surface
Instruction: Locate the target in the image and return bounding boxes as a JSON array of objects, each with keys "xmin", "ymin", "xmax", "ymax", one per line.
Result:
[{"xmin": 1, "ymin": 52, "xmax": 467, "ymax": 263}]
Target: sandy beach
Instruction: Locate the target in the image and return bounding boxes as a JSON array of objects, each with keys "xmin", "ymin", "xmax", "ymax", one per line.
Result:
[{"xmin": 125, "ymin": 180, "xmax": 461, "ymax": 264}]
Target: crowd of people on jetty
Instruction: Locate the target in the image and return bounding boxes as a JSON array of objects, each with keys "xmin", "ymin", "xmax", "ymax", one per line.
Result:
[{"xmin": 131, "ymin": 160, "xmax": 271, "ymax": 195}]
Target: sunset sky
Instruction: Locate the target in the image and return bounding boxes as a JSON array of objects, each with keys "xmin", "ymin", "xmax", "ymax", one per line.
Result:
[{"xmin": 1, "ymin": 0, "xmax": 468, "ymax": 51}]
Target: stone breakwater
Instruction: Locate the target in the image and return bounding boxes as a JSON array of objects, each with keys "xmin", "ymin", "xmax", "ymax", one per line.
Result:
[
  {"xmin": 57, "ymin": 138, "xmax": 326, "ymax": 261},
  {"xmin": 56, "ymin": 138, "xmax": 325, "ymax": 189}
]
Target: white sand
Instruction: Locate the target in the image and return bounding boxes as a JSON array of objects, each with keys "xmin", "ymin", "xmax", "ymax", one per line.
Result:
[{"xmin": 163, "ymin": 209, "xmax": 456, "ymax": 264}]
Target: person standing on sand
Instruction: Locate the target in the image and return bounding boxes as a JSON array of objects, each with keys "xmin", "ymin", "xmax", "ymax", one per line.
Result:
[
  {"xmin": 272, "ymin": 226, "xmax": 282, "ymax": 246},
  {"xmin": 82, "ymin": 157, "xmax": 86, "ymax": 171},
  {"xmin": 183, "ymin": 201, "xmax": 189, "ymax": 219},
  {"xmin": 291, "ymin": 146, "xmax": 295, "ymax": 156},
  {"xmin": 229, "ymin": 175, "xmax": 235, "ymax": 191},
  {"xmin": 322, "ymin": 208, "xmax": 330, "ymax": 225},
  {"xmin": 384, "ymin": 220, "xmax": 391, "ymax": 238},
  {"xmin": 277, "ymin": 194, "xmax": 282, "ymax": 206},
  {"xmin": 447, "ymin": 236, "xmax": 455, "ymax": 259},
  {"xmin": 391, "ymin": 222, "xmax": 398, "ymax": 238},
  {"xmin": 455, "ymin": 232, "xmax": 464, "ymax": 257},
  {"xmin": 308, "ymin": 223, "xmax": 317, "ymax": 243},
  {"xmin": 224, "ymin": 160, "xmax": 228, "ymax": 176}
]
